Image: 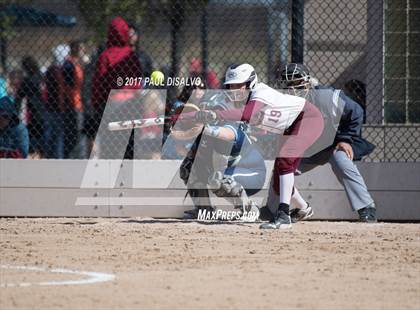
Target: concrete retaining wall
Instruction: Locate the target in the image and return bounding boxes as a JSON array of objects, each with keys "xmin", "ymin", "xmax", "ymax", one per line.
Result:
[{"xmin": 1, "ymin": 159, "xmax": 419, "ymax": 220}]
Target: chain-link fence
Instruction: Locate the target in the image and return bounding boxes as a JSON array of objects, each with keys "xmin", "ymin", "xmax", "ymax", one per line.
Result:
[{"xmin": 0, "ymin": 0, "xmax": 418, "ymax": 161}]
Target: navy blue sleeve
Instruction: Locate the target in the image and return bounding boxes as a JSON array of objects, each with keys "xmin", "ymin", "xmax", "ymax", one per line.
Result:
[
  {"xmin": 11, "ymin": 124, "xmax": 29, "ymax": 158},
  {"xmin": 335, "ymin": 91, "xmax": 364, "ymax": 144},
  {"xmin": 15, "ymin": 79, "xmax": 29, "ymax": 108},
  {"xmin": 224, "ymin": 124, "xmax": 249, "ymax": 156},
  {"xmin": 62, "ymin": 61, "xmax": 75, "ymax": 87}
]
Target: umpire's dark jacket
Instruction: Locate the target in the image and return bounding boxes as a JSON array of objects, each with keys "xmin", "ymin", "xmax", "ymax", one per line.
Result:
[{"xmin": 311, "ymin": 86, "xmax": 375, "ymax": 161}]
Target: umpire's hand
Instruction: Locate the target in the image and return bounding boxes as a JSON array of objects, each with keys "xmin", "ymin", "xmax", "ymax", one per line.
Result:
[{"xmin": 335, "ymin": 142, "xmax": 354, "ymax": 160}]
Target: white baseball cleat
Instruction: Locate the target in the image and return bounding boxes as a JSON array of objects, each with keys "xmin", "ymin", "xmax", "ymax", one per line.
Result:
[{"xmin": 290, "ymin": 205, "xmax": 314, "ymax": 223}]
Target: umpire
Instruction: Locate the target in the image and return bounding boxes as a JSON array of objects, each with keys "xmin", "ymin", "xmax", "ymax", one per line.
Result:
[{"xmin": 264, "ymin": 63, "xmax": 377, "ymax": 222}]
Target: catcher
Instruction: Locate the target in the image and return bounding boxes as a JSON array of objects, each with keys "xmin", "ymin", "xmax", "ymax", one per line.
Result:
[
  {"xmin": 171, "ymin": 87, "xmax": 266, "ymax": 221},
  {"xmin": 176, "ymin": 63, "xmax": 325, "ymax": 229}
]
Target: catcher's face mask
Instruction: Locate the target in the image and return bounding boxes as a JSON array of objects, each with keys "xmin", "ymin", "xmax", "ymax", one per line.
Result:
[{"xmin": 280, "ymin": 64, "xmax": 312, "ymax": 98}]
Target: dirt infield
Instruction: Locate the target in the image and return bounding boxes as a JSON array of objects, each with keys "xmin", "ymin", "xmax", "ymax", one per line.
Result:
[{"xmin": 1, "ymin": 218, "xmax": 419, "ymax": 310}]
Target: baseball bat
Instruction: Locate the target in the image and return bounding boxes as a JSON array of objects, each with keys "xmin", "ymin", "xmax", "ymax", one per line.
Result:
[
  {"xmin": 107, "ymin": 103, "xmax": 201, "ymax": 131},
  {"xmin": 108, "ymin": 117, "xmax": 167, "ymax": 131}
]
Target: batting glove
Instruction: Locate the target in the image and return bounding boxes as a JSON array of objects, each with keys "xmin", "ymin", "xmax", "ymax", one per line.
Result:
[{"xmin": 195, "ymin": 110, "xmax": 217, "ymax": 123}]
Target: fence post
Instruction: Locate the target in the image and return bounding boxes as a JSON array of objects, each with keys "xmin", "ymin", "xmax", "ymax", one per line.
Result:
[
  {"xmin": 366, "ymin": 0, "xmax": 384, "ymax": 124},
  {"xmin": 291, "ymin": 0, "xmax": 304, "ymax": 64},
  {"xmin": 169, "ymin": 0, "xmax": 185, "ymax": 102},
  {"xmin": 201, "ymin": 3, "xmax": 208, "ymax": 84},
  {"xmin": 267, "ymin": 0, "xmax": 289, "ymax": 84},
  {"xmin": 0, "ymin": 26, "xmax": 6, "ymax": 72}
]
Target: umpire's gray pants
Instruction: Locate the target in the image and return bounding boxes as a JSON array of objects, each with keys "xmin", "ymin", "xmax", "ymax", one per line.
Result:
[
  {"xmin": 301, "ymin": 149, "xmax": 374, "ymax": 211},
  {"xmin": 266, "ymin": 148, "xmax": 375, "ymax": 212}
]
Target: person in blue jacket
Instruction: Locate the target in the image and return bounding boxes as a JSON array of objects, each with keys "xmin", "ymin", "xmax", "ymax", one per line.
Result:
[
  {"xmin": 0, "ymin": 96, "xmax": 29, "ymax": 158},
  {"xmin": 263, "ymin": 63, "xmax": 376, "ymax": 223},
  {"xmin": 0, "ymin": 73, "xmax": 7, "ymax": 98}
]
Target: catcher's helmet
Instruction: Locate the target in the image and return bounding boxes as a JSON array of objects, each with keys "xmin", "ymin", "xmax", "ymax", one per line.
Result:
[{"xmin": 280, "ymin": 63, "xmax": 312, "ymax": 89}]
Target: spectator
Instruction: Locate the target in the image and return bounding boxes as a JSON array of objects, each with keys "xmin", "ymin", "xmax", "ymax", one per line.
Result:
[
  {"xmin": 162, "ymin": 76, "xmax": 207, "ymax": 159},
  {"xmin": 7, "ymin": 70, "xmax": 23, "ymax": 99},
  {"xmin": 63, "ymin": 40, "xmax": 85, "ymax": 158},
  {"xmin": 81, "ymin": 44, "xmax": 105, "ymax": 158},
  {"xmin": 0, "ymin": 96, "xmax": 29, "ymax": 158},
  {"xmin": 138, "ymin": 86, "xmax": 169, "ymax": 159},
  {"xmin": 127, "ymin": 22, "xmax": 154, "ymax": 79},
  {"xmin": 15, "ymin": 56, "xmax": 47, "ymax": 157},
  {"xmin": 168, "ymin": 73, "xmax": 207, "ymax": 121},
  {"xmin": 44, "ymin": 44, "xmax": 69, "ymax": 159},
  {"xmin": 91, "ymin": 17, "xmax": 142, "ymax": 158},
  {"xmin": 91, "ymin": 17, "xmax": 142, "ymax": 113},
  {"xmin": 189, "ymin": 58, "xmax": 220, "ymax": 89},
  {"xmin": 125, "ymin": 22, "xmax": 156, "ymax": 159},
  {"xmin": 0, "ymin": 67, "xmax": 6, "ymax": 98}
]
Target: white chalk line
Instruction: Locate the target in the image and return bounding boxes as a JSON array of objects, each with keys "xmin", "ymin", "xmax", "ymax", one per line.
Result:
[{"xmin": 0, "ymin": 265, "xmax": 115, "ymax": 288}]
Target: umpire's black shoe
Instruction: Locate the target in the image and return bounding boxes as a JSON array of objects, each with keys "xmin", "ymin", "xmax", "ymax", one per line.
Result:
[
  {"xmin": 357, "ymin": 206, "xmax": 377, "ymax": 223},
  {"xmin": 260, "ymin": 208, "xmax": 292, "ymax": 229}
]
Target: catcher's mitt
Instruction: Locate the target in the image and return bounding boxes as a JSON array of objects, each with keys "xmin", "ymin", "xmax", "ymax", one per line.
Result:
[{"xmin": 171, "ymin": 103, "xmax": 204, "ymax": 140}]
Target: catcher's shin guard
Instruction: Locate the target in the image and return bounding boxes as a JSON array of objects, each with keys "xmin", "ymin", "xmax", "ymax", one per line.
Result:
[
  {"xmin": 208, "ymin": 172, "xmax": 259, "ymax": 221},
  {"xmin": 188, "ymin": 187, "xmax": 212, "ymax": 209},
  {"xmin": 180, "ymin": 153, "xmax": 194, "ymax": 185},
  {"xmin": 183, "ymin": 185, "xmax": 214, "ymax": 219}
]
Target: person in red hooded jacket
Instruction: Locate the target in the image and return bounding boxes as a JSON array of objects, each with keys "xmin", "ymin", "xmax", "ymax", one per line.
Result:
[
  {"xmin": 89, "ymin": 17, "xmax": 142, "ymax": 155},
  {"xmin": 189, "ymin": 58, "xmax": 220, "ymax": 90}
]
